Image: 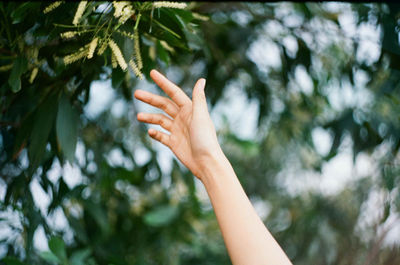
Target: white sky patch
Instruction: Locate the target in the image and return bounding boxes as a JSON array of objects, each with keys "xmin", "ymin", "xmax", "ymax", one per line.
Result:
[
  {"xmin": 29, "ymin": 177, "xmax": 51, "ymax": 216},
  {"xmin": 33, "ymin": 226, "xmax": 48, "ymax": 252},
  {"xmin": 312, "ymin": 127, "xmax": 332, "ymax": 157},
  {"xmin": 295, "ymin": 65, "xmax": 314, "ymax": 95},
  {"xmin": 281, "ymin": 135, "xmax": 376, "ymax": 196},
  {"xmin": 247, "ymin": 36, "xmax": 282, "ymax": 72},
  {"xmin": 62, "ymin": 163, "xmax": 83, "ymax": 189},
  {"xmin": 282, "ymin": 35, "xmax": 298, "ymax": 58},
  {"xmin": 133, "ymin": 146, "xmax": 152, "ymax": 166},
  {"xmin": 111, "ymin": 99, "xmax": 127, "ymax": 119},
  {"xmin": 211, "ymin": 81, "xmax": 259, "ymax": 140},
  {"xmin": 85, "ymin": 80, "xmax": 115, "ymax": 119}
]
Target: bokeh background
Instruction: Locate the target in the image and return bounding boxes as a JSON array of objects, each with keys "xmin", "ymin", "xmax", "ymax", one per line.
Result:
[{"xmin": 1, "ymin": 2, "xmax": 400, "ymax": 265}]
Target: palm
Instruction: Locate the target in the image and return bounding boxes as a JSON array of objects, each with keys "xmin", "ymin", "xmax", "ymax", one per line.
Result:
[{"xmin": 134, "ymin": 70, "xmax": 221, "ymax": 178}]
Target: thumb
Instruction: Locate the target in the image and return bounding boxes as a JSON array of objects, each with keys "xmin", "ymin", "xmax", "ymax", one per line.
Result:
[{"xmin": 192, "ymin": 78, "xmax": 208, "ymax": 114}]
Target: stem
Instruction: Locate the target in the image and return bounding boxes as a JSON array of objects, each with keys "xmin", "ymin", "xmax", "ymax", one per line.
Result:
[
  {"xmin": 53, "ymin": 23, "xmax": 96, "ymax": 28},
  {"xmin": 134, "ymin": 12, "xmax": 141, "ymax": 30}
]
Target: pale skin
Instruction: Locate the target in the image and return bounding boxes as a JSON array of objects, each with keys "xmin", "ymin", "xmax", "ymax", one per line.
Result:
[{"xmin": 134, "ymin": 69, "xmax": 293, "ymax": 265}]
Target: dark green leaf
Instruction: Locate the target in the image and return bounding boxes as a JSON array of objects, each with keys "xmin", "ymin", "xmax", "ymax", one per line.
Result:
[
  {"xmin": 111, "ymin": 68, "xmax": 125, "ymax": 89},
  {"xmin": 8, "ymin": 56, "xmax": 28, "ymax": 93},
  {"xmin": 28, "ymin": 92, "xmax": 59, "ymax": 171},
  {"xmin": 2, "ymin": 257, "xmax": 26, "ymax": 265}
]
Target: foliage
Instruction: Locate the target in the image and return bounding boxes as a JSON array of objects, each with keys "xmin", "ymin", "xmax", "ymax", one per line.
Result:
[{"xmin": 1, "ymin": 2, "xmax": 400, "ymax": 265}]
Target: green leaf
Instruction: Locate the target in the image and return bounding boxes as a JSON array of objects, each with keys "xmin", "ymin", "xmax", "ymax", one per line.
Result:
[
  {"xmin": 84, "ymin": 200, "xmax": 110, "ymax": 234},
  {"xmin": 49, "ymin": 236, "xmax": 67, "ymax": 264},
  {"xmin": 39, "ymin": 251, "xmax": 60, "ymax": 264},
  {"xmin": 111, "ymin": 68, "xmax": 125, "ymax": 89},
  {"xmin": 156, "ymin": 40, "xmax": 170, "ymax": 65},
  {"xmin": 28, "ymin": 92, "xmax": 59, "ymax": 171},
  {"xmin": 56, "ymin": 94, "xmax": 79, "ymax": 163},
  {"xmin": 143, "ymin": 204, "xmax": 179, "ymax": 227},
  {"xmin": 10, "ymin": 2, "xmax": 40, "ymax": 24},
  {"xmin": 69, "ymin": 249, "xmax": 91, "ymax": 265},
  {"xmin": 8, "ymin": 56, "xmax": 28, "ymax": 93},
  {"xmin": 3, "ymin": 257, "xmax": 26, "ymax": 265}
]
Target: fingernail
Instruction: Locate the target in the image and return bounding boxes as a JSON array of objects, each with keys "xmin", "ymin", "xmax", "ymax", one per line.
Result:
[{"xmin": 200, "ymin": 78, "xmax": 206, "ymax": 90}]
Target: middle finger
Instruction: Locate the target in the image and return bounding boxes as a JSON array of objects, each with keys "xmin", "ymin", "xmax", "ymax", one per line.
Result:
[{"xmin": 134, "ymin": 89, "xmax": 179, "ymax": 118}]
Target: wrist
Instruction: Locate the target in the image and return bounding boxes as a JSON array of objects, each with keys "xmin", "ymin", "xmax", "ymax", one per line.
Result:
[{"xmin": 197, "ymin": 150, "xmax": 234, "ymax": 186}]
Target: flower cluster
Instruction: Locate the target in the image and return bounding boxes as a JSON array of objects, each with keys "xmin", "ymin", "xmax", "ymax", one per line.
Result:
[
  {"xmin": 153, "ymin": 1, "xmax": 187, "ymax": 9},
  {"xmin": 87, "ymin": 37, "xmax": 98, "ymax": 59},
  {"xmin": 129, "ymin": 59, "xmax": 144, "ymax": 80},
  {"xmin": 60, "ymin": 31, "xmax": 79, "ymax": 39},
  {"xmin": 43, "ymin": 1, "xmax": 63, "ymax": 14},
  {"xmin": 133, "ymin": 29, "xmax": 143, "ymax": 70},
  {"xmin": 97, "ymin": 39, "xmax": 109, "ymax": 56},
  {"xmin": 53, "ymin": 1, "xmax": 191, "ymax": 80},
  {"xmin": 108, "ymin": 39, "xmax": 127, "ymax": 71},
  {"xmin": 113, "ymin": 1, "xmax": 135, "ymax": 24},
  {"xmin": 111, "ymin": 53, "xmax": 118, "ymax": 69},
  {"xmin": 63, "ymin": 44, "xmax": 89, "ymax": 65},
  {"xmin": 72, "ymin": 1, "xmax": 87, "ymax": 26},
  {"xmin": 113, "ymin": 1, "xmax": 130, "ymax": 18}
]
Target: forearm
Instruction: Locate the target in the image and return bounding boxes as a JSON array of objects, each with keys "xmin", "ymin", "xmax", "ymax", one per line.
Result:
[{"xmin": 199, "ymin": 153, "xmax": 292, "ymax": 265}]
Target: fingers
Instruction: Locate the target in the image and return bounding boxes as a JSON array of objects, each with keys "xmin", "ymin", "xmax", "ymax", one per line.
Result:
[
  {"xmin": 148, "ymin": 128, "xmax": 170, "ymax": 146},
  {"xmin": 192, "ymin": 78, "xmax": 208, "ymax": 115},
  {"xmin": 137, "ymin": 113, "xmax": 173, "ymax": 131},
  {"xmin": 134, "ymin": 89, "xmax": 179, "ymax": 118},
  {"xmin": 150, "ymin": 69, "xmax": 191, "ymax": 107}
]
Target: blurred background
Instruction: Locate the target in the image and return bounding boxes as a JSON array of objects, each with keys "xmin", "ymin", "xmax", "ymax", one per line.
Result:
[{"xmin": 0, "ymin": 2, "xmax": 399, "ymax": 265}]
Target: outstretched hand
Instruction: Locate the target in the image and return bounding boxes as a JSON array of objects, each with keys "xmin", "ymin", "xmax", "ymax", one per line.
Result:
[{"xmin": 134, "ymin": 69, "xmax": 224, "ymax": 180}]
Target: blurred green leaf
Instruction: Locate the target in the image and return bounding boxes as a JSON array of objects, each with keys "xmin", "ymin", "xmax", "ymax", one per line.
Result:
[
  {"xmin": 3, "ymin": 257, "xmax": 26, "ymax": 265},
  {"xmin": 39, "ymin": 251, "xmax": 60, "ymax": 264},
  {"xmin": 143, "ymin": 204, "xmax": 179, "ymax": 227},
  {"xmin": 49, "ymin": 236, "xmax": 67, "ymax": 264},
  {"xmin": 56, "ymin": 94, "xmax": 79, "ymax": 163},
  {"xmin": 69, "ymin": 249, "xmax": 91, "ymax": 265}
]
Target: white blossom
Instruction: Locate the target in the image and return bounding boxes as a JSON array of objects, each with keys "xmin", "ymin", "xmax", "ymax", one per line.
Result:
[
  {"xmin": 129, "ymin": 59, "xmax": 144, "ymax": 80},
  {"xmin": 153, "ymin": 1, "xmax": 187, "ymax": 9},
  {"xmin": 133, "ymin": 29, "xmax": 142, "ymax": 69},
  {"xmin": 111, "ymin": 53, "xmax": 117, "ymax": 68},
  {"xmin": 109, "ymin": 40, "xmax": 127, "ymax": 71},
  {"xmin": 113, "ymin": 1, "xmax": 130, "ymax": 18},
  {"xmin": 60, "ymin": 31, "xmax": 79, "ymax": 39},
  {"xmin": 87, "ymin": 37, "xmax": 98, "ymax": 59},
  {"xmin": 118, "ymin": 4, "xmax": 135, "ymax": 24},
  {"xmin": 73, "ymin": 1, "xmax": 88, "ymax": 26},
  {"xmin": 97, "ymin": 39, "xmax": 109, "ymax": 55},
  {"xmin": 63, "ymin": 44, "xmax": 89, "ymax": 65},
  {"xmin": 43, "ymin": 1, "xmax": 63, "ymax": 14}
]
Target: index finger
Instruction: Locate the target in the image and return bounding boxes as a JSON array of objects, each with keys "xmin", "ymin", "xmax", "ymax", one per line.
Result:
[{"xmin": 150, "ymin": 69, "xmax": 191, "ymax": 107}]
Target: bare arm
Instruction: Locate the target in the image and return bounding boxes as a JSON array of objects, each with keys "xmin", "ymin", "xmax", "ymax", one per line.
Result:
[{"xmin": 134, "ymin": 69, "xmax": 293, "ymax": 265}]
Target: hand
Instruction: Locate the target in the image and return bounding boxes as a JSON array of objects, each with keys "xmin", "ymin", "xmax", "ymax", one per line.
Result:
[{"xmin": 134, "ymin": 69, "xmax": 224, "ymax": 180}]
